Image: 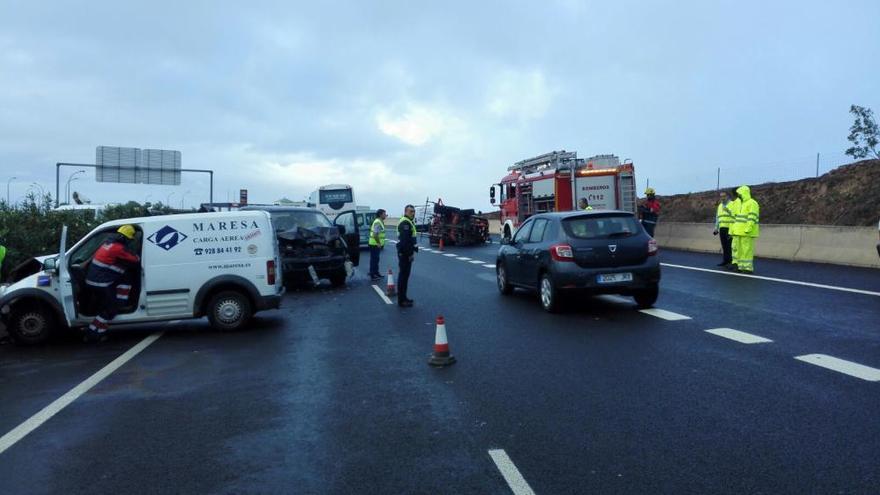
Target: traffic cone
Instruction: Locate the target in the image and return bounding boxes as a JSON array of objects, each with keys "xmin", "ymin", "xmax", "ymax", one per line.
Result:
[
  {"xmin": 438, "ymin": 237, "xmax": 444, "ymax": 251},
  {"xmin": 428, "ymin": 315, "xmax": 456, "ymax": 367},
  {"xmin": 386, "ymin": 268, "xmax": 396, "ymax": 297}
]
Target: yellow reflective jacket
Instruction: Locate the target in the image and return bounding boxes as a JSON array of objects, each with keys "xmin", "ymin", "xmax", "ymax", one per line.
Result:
[
  {"xmin": 730, "ymin": 185, "xmax": 760, "ymax": 237},
  {"xmin": 715, "ymin": 201, "xmax": 734, "ymax": 229}
]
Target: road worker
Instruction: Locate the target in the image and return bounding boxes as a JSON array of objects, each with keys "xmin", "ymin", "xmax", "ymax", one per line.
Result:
[
  {"xmin": 729, "ymin": 185, "xmax": 760, "ymax": 273},
  {"xmin": 713, "ymin": 190, "xmax": 735, "ymax": 266},
  {"xmin": 578, "ymin": 198, "xmax": 593, "ymax": 211},
  {"xmin": 638, "ymin": 187, "xmax": 661, "ymax": 236},
  {"xmin": 368, "ymin": 208, "xmax": 387, "ymax": 281},
  {"xmin": 84, "ymin": 225, "xmax": 140, "ymax": 342}
]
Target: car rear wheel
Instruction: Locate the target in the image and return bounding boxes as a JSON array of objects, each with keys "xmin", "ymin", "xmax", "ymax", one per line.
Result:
[
  {"xmin": 207, "ymin": 290, "xmax": 252, "ymax": 331},
  {"xmin": 497, "ymin": 263, "xmax": 513, "ymax": 295},
  {"xmin": 633, "ymin": 284, "xmax": 659, "ymax": 309},
  {"xmin": 539, "ymin": 273, "xmax": 559, "ymax": 313},
  {"xmin": 8, "ymin": 304, "xmax": 55, "ymax": 345}
]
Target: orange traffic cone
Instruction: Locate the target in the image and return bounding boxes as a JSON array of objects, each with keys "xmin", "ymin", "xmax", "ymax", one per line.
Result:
[
  {"xmin": 386, "ymin": 268, "xmax": 396, "ymax": 297},
  {"xmin": 438, "ymin": 237, "xmax": 444, "ymax": 251},
  {"xmin": 428, "ymin": 315, "xmax": 456, "ymax": 367}
]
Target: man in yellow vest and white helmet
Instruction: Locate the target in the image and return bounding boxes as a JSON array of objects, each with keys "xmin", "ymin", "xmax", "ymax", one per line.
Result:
[{"xmin": 729, "ymin": 185, "xmax": 760, "ymax": 273}]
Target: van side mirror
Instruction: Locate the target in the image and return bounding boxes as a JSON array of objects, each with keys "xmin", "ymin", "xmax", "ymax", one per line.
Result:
[
  {"xmin": 42, "ymin": 257, "xmax": 58, "ymax": 272},
  {"xmin": 489, "ymin": 186, "xmax": 496, "ymax": 205}
]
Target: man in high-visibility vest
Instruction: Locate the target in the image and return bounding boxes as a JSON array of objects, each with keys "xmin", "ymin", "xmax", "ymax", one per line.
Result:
[
  {"xmin": 368, "ymin": 208, "xmax": 387, "ymax": 281},
  {"xmin": 713, "ymin": 190, "xmax": 735, "ymax": 267},
  {"xmin": 638, "ymin": 187, "xmax": 660, "ymax": 236},
  {"xmin": 729, "ymin": 185, "xmax": 760, "ymax": 273},
  {"xmin": 578, "ymin": 198, "xmax": 593, "ymax": 211},
  {"xmin": 0, "ymin": 243, "xmax": 6, "ymax": 282},
  {"xmin": 396, "ymin": 204, "xmax": 419, "ymax": 307}
]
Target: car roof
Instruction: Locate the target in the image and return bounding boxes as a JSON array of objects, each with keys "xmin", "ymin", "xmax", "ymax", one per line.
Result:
[
  {"xmin": 528, "ymin": 210, "xmax": 635, "ymax": 221},
  {"xmin": 240, "ymin": 206, "xmax": 320, "ymax": 213}
]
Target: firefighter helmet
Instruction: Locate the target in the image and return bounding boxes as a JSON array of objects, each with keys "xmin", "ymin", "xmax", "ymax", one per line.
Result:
[
  {"xmin": 644, "ymin": 187, "xmax": 655, "ymax": 195},
  {"xmin": 117, "ymin": 224, "xmax": 136, "ymax": 240}
]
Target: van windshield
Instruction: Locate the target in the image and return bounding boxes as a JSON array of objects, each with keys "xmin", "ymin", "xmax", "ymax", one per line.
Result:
[
  {"xmin": 271, "ymin": 211, "xmax": 333, "ymax": 231},
  {"xmin": 562, "ymin": 215, "xmax": 641, "ymax": 240}
]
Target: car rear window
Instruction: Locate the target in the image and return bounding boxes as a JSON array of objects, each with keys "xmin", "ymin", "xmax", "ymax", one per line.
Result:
[{"xmin": 562, "ymin": 215, "xmax": 641, "ymax": 240}]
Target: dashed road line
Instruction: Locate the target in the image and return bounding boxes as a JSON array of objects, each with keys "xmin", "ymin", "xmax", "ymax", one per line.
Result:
[
  {"xmin": 661, "ymin": 263, "xmax": 880, "ymax": 297},
  {"xmin": 469, "ymin": 260, "xmax": 486, "ymax": 264},
  {"xmin": 485, "ymin": 264, "xmax": 496, "ymax": 268},
  {"xmin": 371, "ymin": 284, "xmax": 393, "ymax": 305},
  {"xmin": 456, "ymin": 257, "xmax": 472, "ymax": 261},
  {"xmin": 0, "ymin": 332, "xmax": 164, "ymax": 455},
  {"xmin": 705, "ymin": 328, "xmax": 773, "ymax": 344},
  {"xmin": 638, "ymin": 308, "xmax": 692, "ymax": 321},
  {"xmin": 794, "ymin": 354, "xmax": 880, "ymax": 381},
  {"xmin": 488, "ymin": 449, "xmax": 535, "ymax": 495},
  {"xmin": 443, "ymin": 253, "xmax": 457, "ymax": 257}
]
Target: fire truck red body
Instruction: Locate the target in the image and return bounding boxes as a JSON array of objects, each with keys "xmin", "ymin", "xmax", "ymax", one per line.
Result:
[{"xmin": 490, "ymin": 150, "xmax": 638, "ymax": 239}]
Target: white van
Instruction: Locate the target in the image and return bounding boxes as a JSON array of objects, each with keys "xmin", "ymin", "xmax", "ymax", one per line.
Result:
[{"xmin": 0, "ymin": 211, "xmax": 284, "ymax": 344}]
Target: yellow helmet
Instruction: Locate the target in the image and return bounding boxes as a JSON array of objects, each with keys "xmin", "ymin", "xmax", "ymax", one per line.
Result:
[
  {"xmin": 117, "ymin": 224, "xmax": 136, "ymax": 240},
  {"xmin": 645, "ymin": 187, "xmax": 655, "ymax": 195}
]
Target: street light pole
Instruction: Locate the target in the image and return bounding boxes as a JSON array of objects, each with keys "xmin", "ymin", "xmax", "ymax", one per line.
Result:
[
  {"xmin": 6, "ymin": 176, "xmax": 16, "ymax": 205},
  {"xmin": 181, "ymin": 190, "xmax": 190, "ymax": 209},
  {"xmin": 166, "ymin": 192, "xmax": 175, "ymax": 206},
  {"xmin": 65, "ymin": 169, "xmax": 86, "ymax": 205}
]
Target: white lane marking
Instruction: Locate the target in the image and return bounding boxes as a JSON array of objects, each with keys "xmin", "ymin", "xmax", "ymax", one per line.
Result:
[
  {"xmin": 485, "ymin": 264, "xmax": 496, "ymax": 269},
  {"xmin": 638, "ymin": 308, "xmax": 692, "ymax": 321},
  {"xmin": 0, "ymin": 332, "xmax": 164, "ymax": 455},
  {"xmin": 388, "ymin": 239, "xmax": 398, "ymax": 244},
  {"xmin": 443, "ymin": 253, "xmax": 457, "ymax": 257},
  {"xmin": 456, "ymin": 257, "xmax": 472, "ymax": 261},
  {"xmin": 705, "ymin": 328, "xmax": 773, "ymax": 344},
  {"xmin": 371, "ymin": 284, "xmax": 393, "ymax": 305},
  {"xmin": 488, "ymin": 449, "xmax": 535, "ymax": 495},
  {"xmin": 794, "ymin": 354, "xmax": 880, "ymax": 381},
  {"xmin": 600, "ymin": 295, "xmax": 634, "ymax": 305},
  {"xmin": 661, "ymin": 263, "xmax": 880, "ymax": 297},
  {"xmin": 469, "ymin": 260, "xmax": 486, "ymax": 264}
]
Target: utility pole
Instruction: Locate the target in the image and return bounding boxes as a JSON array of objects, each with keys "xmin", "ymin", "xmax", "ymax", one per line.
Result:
[
  {"xmin": 6, "ymin": 176, "xmax": 16, "ymax": 204},
  {"xmin": 815, "ymin": 153, "xmax": 820, "ymax": 177},
  {"xmin": 716, "ymin": 167, "xmax": 721, "ymax": 190}
]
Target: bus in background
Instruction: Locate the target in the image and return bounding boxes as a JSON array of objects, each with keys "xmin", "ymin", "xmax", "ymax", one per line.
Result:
[{"xmin": 308, "ymin": 184, "xmax": 356, "ymax": 220}]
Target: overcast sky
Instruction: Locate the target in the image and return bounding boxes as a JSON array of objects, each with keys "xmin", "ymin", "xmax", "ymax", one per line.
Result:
[{"xmin": 1, "ymin": 0, "xmax": 878, "ymax": 210}]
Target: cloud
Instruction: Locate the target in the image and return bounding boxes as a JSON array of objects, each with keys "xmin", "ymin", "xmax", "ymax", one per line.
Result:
[
  {"xmin": 486, "ymin": 69, "xmax": 556, "ymax": 122},
  {"xmin": 375, "ymin": 103, "xmax": 465, "ymax": 146}
]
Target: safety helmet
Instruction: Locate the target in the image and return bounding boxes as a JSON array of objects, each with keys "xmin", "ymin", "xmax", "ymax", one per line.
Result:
[
  {"xmin": 117, "ymin": 224, "xmax": 136, "ymax": 240},
  {"xmin": 645, "ymin": 187, "xmax": 655, "ymax": 195}
]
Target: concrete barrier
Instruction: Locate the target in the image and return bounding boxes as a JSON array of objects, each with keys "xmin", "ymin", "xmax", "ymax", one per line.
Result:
[{"xmin": 654, "ymin": 222, "xmax": 880, "ymax": 268}]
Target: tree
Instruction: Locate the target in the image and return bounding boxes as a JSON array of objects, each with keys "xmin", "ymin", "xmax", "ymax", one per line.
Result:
[{"xmin": 846, "ymin": 105, "xmax": 880, "ymax": 159}]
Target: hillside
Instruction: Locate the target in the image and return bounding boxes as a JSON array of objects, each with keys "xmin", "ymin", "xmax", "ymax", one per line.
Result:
[{"xmin": 657, "ymin": 159, "xmax": 880, "ymax": 226}]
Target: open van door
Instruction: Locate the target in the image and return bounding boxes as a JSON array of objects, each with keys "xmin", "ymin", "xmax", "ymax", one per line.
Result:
[
  {"xmin": 333, "ymin": 210, "xmax": 360, "ymax": 266},
  {"xmin": 56, "ymin": 225, "xmax": 76, "ymax": 324}
]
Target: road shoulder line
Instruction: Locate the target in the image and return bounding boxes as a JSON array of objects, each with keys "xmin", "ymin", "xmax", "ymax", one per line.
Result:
[
  {"xmin": 0, "ymin": 332, "xmax": 164, "ymax": 455},
  {"xmin": 488, "ymin": 449, "xmax": 536, "ymax": 495},
  {"xmin": 661, "ymin": 262, "xmax": 880, "ymax": 297}
]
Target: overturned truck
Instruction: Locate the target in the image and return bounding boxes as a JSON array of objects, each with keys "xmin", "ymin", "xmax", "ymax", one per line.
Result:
[{"xmin": 428, "ymin": 201, "xmax": 490, "ymax": 247}]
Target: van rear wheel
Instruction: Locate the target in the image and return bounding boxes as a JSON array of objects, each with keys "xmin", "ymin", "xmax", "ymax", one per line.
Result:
[
  {"xmin": 207, "ymin": 290, "xmax": 252, "ymax": 331},
  {"xmin": 8, "ymin": 304, "xmax": 54, "ymax": 345}
]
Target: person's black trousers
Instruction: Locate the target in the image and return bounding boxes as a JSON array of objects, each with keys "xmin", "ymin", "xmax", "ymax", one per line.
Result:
[
  {"xmin": 720, "ymin": 227, "xmax": 732, "ymax": 264},
  {"xmin": 369, "ymin": 246, "xmax": 381, "ymax": 278},
  {"xmin": 397, "ymin": 252, "xmax": 412, "ymax": 303}
]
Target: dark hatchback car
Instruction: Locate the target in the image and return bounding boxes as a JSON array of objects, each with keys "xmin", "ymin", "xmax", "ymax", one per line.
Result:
[
  {"xmin": 496, "ymin": 210, "xmax": 660, "ymax": 312},
  {"xmin": 241, "ymin": 206, "xmax": 360, "ymax": 287}
]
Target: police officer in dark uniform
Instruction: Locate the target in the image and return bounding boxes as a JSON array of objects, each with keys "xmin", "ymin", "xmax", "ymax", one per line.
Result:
[{"xmin": 396, "ymin": 204, "xmax": 419, "ymax": 307}]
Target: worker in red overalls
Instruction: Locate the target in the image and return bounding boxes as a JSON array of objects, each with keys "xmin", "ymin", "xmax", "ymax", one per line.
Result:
[{"xmin": 84, "ymin": 225, "xmax": 140, "ymax": 342}]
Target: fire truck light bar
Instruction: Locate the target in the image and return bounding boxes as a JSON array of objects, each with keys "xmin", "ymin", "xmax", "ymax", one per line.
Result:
[{"xmin": 577, "ymin": 168, "xmax": 617, "ymax": 176}]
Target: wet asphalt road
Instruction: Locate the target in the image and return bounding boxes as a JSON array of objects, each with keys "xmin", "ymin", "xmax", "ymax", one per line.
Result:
[{"xmin": 1, "ymin": 236, "xmax": 879, "ymax": 494}]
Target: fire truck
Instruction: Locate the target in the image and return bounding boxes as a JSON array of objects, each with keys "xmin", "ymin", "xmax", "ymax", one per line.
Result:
[{"xmin": 490, "ymin": 150, "xmax": 638, "ymax": 239}]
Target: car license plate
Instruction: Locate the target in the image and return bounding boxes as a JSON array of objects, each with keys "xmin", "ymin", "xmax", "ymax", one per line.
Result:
[{"xmin": 597, "ymin": 272, "xmax": 633, "ymax": 284}]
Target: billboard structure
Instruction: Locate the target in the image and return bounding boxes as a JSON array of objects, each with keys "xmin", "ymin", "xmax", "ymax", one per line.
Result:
[{"xmin": 96, "ymin": 146, "xmax": 181, "ymax": 185}]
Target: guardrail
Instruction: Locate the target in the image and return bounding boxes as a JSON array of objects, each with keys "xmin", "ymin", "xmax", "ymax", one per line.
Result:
[{"xmin": 654, "ymin": 222, "xmax": 880, "ymax": 269}]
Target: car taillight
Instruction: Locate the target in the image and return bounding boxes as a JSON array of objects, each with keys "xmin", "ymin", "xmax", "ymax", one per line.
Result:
[
  {"xmin": 267, "ymin": 260, "xmax": 277, "ymax": 285},
  {"xmin": 648, "ymin": 238, "xmax": 658, "ymax": 256},
  {"xmin": 550, "ymin": 243, "xmax": 575, "ymax": 262}
]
